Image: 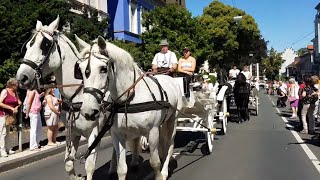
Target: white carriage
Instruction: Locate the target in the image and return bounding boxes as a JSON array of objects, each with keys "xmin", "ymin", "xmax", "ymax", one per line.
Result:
[{"xmin": 173, "ymin": 77, "xmax": 230, "ymax": 155}]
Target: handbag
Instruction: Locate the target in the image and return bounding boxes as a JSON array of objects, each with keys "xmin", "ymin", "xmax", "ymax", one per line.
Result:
[
  {"xmin": 5, "ymin": 114, "xmax": 16, "ymax": 126},
  {"xmin": 288, "ymin": 96, "xmax": 297, "ymax": 102}
]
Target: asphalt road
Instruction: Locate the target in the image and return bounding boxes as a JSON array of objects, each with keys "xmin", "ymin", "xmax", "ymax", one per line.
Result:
[{"xmin": 0, "ymin": 92, "xmax": 320, "ymax": 180}]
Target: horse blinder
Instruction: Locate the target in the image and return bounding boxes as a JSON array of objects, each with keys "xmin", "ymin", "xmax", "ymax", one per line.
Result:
[{"xmin": 74, "ymin": 61, "xmax": 83, "ymax": 80}]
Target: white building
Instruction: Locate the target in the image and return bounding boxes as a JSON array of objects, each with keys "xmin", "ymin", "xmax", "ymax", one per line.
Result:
[{"xmin": 281, "ymin": 48, "xmax": 298, "ymax": 76}]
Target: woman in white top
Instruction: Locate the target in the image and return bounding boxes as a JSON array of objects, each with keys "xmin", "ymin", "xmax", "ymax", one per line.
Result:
[
  {"xmin": 241, "ymin": 65, "xmax": 252, "ymax": 82},
  {"xmin": 43, "ymin": 88, "xmax": 61, "ymax": 146},
  {"xmin": 177, "ymin": 47, "xmax": 196, "ymax": 99},
  {"xmin": 288, "ymin": 78, "xmax": 299, "ymax": 118}
]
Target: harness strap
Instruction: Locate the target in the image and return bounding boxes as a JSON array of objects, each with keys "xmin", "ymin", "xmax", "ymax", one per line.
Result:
[
  {"xmin": 20, "ymin": 59, "xmax": 39, "ymax": 70},
  {"xmin": 78, "ymin": 109, "xmax": 116, "ymax": 162},
  {"xmin": 84, "ymin": 87, "xmax": 104, "ymax": 103},
  {"xmin": 148, "ymin": 76, "xmax": 164, "ymax": 101},
  {"xmin": 105, "ymin": 101, "xmax": 171, "ymax": 113}
]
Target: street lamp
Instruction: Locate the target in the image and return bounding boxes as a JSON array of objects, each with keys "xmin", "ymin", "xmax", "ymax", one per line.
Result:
[{"xmin": 233, "ymin": 16, "xmax": 243, "ymax": 24}]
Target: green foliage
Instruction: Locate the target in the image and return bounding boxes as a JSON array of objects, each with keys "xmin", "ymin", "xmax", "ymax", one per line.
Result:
[
  {"xmin": 196, "ymin": 1, "xmax": 267, "ymax": 69},
  {"xmin": 0, "ymin": 59, "xmax": 20, "ymax": 88},
  {"xmin": 0, "ymin": 0, "xmax": 108, "ymax": 86},
  {"xmin": 141, "ymin": 5, "xmax": 197, "ymax": 68},
  {"xmin": 261, "ymin": 48, "xmax": 285, "ymax": 80},
  {"xmin": 112, "ymin": 40, "xmax": 147, "ymax": 69},
  {"xmin": 208, "ymin": 75, "xmax": 217, "ymax": 84}
]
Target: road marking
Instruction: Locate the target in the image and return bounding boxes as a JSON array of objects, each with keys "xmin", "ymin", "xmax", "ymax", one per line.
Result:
[
  {"xmin": 272, "ymin": 99, "xmax": 320, "ymax": 173},
  {"xmin": 271, "ymin": 101, "xmax": 275, "ymax": 106}
]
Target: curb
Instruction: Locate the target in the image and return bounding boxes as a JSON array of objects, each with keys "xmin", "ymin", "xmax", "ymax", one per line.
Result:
[{"xmin": 0, "ymin": 136, "xmax": 110, "ymax": 174}]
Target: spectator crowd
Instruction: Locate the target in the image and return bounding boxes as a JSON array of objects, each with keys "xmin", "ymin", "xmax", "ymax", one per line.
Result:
[
  {"xmin": 265, "ymin": 75, "xmax": 320, "ymax": 135},
  {"xmin": 0, "ymin": 77, "xmax": 62, "ymax": 157}
]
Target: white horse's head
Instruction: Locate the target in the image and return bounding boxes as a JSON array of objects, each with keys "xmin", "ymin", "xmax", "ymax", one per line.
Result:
[
  {"xmin": 76, "ymin": 36, "xmax": 111, "ymax": 120},
  {"xmin": 16, "ymin": 16, "xmax": 62, "ymax": 89}
]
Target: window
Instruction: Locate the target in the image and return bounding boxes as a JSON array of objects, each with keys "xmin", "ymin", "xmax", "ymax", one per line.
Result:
[
  {"xmin": 140, "ymin": 8, "xmax": 147, "ymax": 33},
  {"xmin": 130, "ymin": 2, "xmax": 138, "ymax": 34}
]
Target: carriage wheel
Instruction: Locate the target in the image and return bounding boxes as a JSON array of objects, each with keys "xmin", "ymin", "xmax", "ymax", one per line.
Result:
[
  {"xmin": 204, "ymin": 111, "xmax": 215, "ymax": 155},
  {"xmin": 221, "ymin": 98, "xmax": 228, "ymax": 135}
]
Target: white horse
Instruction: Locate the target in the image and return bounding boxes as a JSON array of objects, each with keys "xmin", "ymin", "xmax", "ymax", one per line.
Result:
[
  {"xmin": 16, "ymin": 16, "xmax": 106, "ymax": 180},
  {"xmin": 76, "ymin": 36, "xmax": 184, "ymax": 180}
]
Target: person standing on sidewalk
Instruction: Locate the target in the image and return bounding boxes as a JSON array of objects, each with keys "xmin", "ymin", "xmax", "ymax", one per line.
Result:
[
  {"xmin": 0, "ymin": 78, "xmax": 21, "ymax": 157},
  {"xmin": 43, "ymin": 88, "xmax": 60, "ymax": 146},
  {"xmin": 300, "ymin": 75, "xmax": 318, "ymax": 134},
  {"xmin": 25, "ymin": 89, "xmax": 43, "ymax": 151},
  {"xmin": 288, "ymin": 78, "xmax": 299, "ymax": 118}
]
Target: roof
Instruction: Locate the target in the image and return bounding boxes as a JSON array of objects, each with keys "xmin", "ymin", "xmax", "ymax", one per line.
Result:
[
  {"xmin": 316, "ymin": 3, "xmax": 320, "ymax": 10},
  {"xmin": 286, "ymin": 59, "xmax": 300, "ymax": 68},
  {"xmin": 307, "ymin": 45, "xmax": 314, "ymax": 50}
]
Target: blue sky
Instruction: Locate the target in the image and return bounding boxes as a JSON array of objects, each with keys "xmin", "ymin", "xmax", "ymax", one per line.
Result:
[{"xmin": 186, "ymin": 0, "xmax": 319, "ymax": 53}]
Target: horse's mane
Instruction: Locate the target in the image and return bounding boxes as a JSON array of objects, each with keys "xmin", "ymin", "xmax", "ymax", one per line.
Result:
[
  {"xmin": 104, "ymin": 42, "xmax": 138, "ymax": 71},
  {"xmin": 58, "ymin": 34, "xmax": 80, "ymax": 58}
]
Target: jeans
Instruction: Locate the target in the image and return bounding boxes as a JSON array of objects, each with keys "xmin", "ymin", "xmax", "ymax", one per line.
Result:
[
  {"xmin": 277, "ymin": 96, "xmax": 287, "ymax": 107},
  {"xmin": 301, "ymin": 104, "xmax": 315, "ymax": 132},
  {"xmin": 29, "ymin": 113, "xmax": 42, "ymax": 149},
  {"xmin": 0, "ymin": 116, "xmax": 9, "ymax": 152}
]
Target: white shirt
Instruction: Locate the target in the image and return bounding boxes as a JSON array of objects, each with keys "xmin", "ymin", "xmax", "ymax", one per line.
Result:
[
  {"xmin": 279, "ymin": 84, "xmax": 287, "ymax": 95},
  {"xmin": 229, "ymin": 69, "xmax": 240, "ymax": 78},
  {"xmin": 43, "ymin": 95, "xmax": 59, "ymax": 116},
  {"xmin": 152, "ymin": 50, "xmax": 178, "ymax": 68},
  {"xmin": 241, "ymin": 71, "xmax": 252, "ymax": 80}
]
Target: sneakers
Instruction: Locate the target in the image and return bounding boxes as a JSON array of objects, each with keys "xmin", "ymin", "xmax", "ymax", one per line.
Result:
[{"xmin": 1, "ymin": 150, "xmax": 8, "ymax": 157}]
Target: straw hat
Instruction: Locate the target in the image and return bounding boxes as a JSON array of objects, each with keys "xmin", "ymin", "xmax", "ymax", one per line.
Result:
[{"xmin": 159, "ymin": 39, "xmax": 169, "ymax": 46}]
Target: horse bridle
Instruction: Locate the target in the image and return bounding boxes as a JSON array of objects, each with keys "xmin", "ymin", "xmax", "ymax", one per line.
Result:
[
  {"xmin": 20, "ymin": 30, "xmax": 62, "ymax": 89},
  {"xmin": 81, "ymin": 48, "xmax": 111, "ymax": 104}
]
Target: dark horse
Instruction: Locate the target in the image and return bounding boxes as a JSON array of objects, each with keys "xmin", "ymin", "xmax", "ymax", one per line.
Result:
[{"xmin": 233, "ymin": 73, "xmax": 250, "ymax": 123}]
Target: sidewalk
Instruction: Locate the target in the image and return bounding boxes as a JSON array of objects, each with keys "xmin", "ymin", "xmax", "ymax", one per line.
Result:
[{"xmin": 0, "ymin": 127, "xmax": 109, "ymax": 173}]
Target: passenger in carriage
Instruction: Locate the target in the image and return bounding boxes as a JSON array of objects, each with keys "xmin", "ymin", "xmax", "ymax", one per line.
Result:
[
  {"xmin": 151, "ymin": 39, "xmax": 178, "ymax": 76},
  {"xmin": 234, "ymin": 73, "xmax": 251, "ymax": 123},
  {"xmin": 177, "ymin": 47, "xmax": 196, "ymax": 99},
  {"xmin": 241, "ymin": 65, "xmax": 252, "ymax": 82},
  {"xmin": 229, "ymin": 65, "xmax": 240, "ymax": 80}
]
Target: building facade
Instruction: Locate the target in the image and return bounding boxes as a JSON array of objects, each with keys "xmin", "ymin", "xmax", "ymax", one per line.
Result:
[
  {"xmin": 165, "ymin": 0, "xmax": 185, "ymax": 7},
  {"xmin": 71, "ymin": 0, "xmax": 108, "ymax": 20},
  {"xmin": 71, "ymin": 0, "xmax": 185, "ymax": 43},
  {"xmin": 313, "ymin": 3, "xmax": 320, "ymax": 63},
  {"xmin": 286, "ymin": 46, "xmax": 318, "ymax": 80},
  {"xmin": 108, "ymin": 0, "xmax": 166, "ymax": 43}
]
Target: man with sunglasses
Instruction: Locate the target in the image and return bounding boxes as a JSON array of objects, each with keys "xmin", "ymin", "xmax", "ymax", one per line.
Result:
[{"xmin": 152, "ymin": 39, "xmax": 178, "ymax": 76}]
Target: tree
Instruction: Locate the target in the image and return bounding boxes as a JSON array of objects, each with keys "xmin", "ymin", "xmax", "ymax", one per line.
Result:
[
  {"xmin": 141, "ymin": 4, "xmax": 197, "ymax": 70},
  {"xmin": 0, "ymin": 0, "xmax": 108, "ymax": 88},
  {"xmin": 261, "ymin": 48, "xmax": 284, "ymax": 80},
  {"xmin": 196, "ymin": 0, "xmax": 267, "ymax": 69},
  {"xmin": 112, "ymin": 40, "xmax": 146, "ymax": 69}
]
